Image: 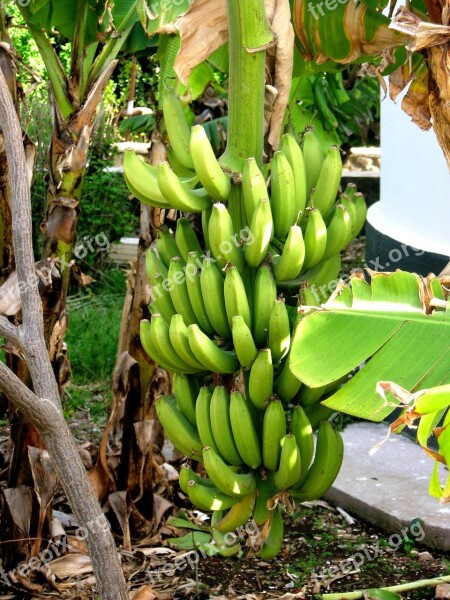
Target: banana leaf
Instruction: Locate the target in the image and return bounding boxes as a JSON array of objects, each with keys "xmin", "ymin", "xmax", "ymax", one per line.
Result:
[{"xmin": 290, "ymin": 271, "xmax": 450, "ymax": 421}]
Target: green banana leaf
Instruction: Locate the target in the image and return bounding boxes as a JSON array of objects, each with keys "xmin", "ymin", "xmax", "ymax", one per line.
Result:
[{"xmin": 290, "ymin": 271, "xmax": 450, "ymax": 421}]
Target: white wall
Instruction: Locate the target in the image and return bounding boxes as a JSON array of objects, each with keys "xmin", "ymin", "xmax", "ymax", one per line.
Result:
[{"xmin": 367, "ymin": 88, "xmax": 450, "ymax": 257}]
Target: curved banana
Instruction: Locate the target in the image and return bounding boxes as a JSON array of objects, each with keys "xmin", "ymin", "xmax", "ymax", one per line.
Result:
[
  {"xmin": 203, "ymin": 447, "xmax": 257, "ymax": 497},
  {"xmin": 202, "ymin": 205, "xmax": 212, "ymax": 251},
  {"xmin": 155, "ymin": 395, "xmax": 203, "ymax": 460},
  {"xmin": 150, "ymin": 315, "xmax": 201, "ymax": 374},
  {"xmin": 157, "ymin": 162, "xmax": 211, "ymax": 213},
  {"xmin": 188, "ymin": 324, "xmax": 239, "ymax": 374},
  {"xmin": 213, "ymin": 491, "xmax": 256, "ymax": 533},
  {"xmin": 249, "ymin": 349, "xmax": 274, "ymax": 410},
  {"xmin": 301, "ymin": 253, "xmax": 341, "ymax": 292},
  {"xmin": 244, "ymin": 198, "xmax": 273, "ymax": 268},
  {"xmin": 195, "ymin": 386, "xmax": 220, "ymax": 455},
  {"xmin": 166, "ymin": 145, "xmax": 196, "ymax": 179},
  {"xmin": 199, "ymin": 258, "xmax": 231, "ymax": 338},
  {"xmin": 146, "ymin": 248, "xmax": 168, "ymax": 283},
  {"xmin": 280, "ymin": 133, "xmax": 307, "ymax": 219},
  {"xmin": 273, "ymin": 434, "xmax": 302, "ymax": 490},
  {"xmin": 185, "ymin": 253, "xmax": 215, "ymax": 336},
  {"xmin": 169, "ymin": 315, "xmax": 206, "ymax": 372},
  {"xmin": 268, "ymin": 299, "xmax": 291, "ymax": 364},
  {"xmin": 232, "ymin": 315, "xmax": 258, "ymax": 369},
  {"xmin": 291, "ymin": 421, "xmax": 344, "ymax": 501},
  {"xmin": 272, "ymin": 225, "xmax": 305, "ymax": 282},
  {"xmin": 339, "ymin": 194, "xmax": 357, "ymax": 246},
  {"xmin": 187, "ymin": 479, "xmax": 239, "ymax": 512},
  {"xmin": 173, "ymin": 372, "xmax": 199, "ymax": 426},
  {"xmin": 224, "ymin": 266, "xmax": 252, "ymax": 330},
  {"xmin": 321, "ymin": 203, "xmax": 352, "ymax": 261},
  {"xmin": 230, "ymin": 390, "xmax": 262, "ymax": 469},
  {"xmin": 258, "ymin": 505, "xmax": 284, "ymax": 560},
  {"xmin": 175, "ymin": 217, "xmax": 203, "ymax": 261},
  {"xmin": 262, "ymin": 398, "xmax": 286, "ymax": 471},
  {"xmin": 208, "ymin": 203, "xmax": 245, "ymax": 271},
  {"xmin": 156, "ymin": 227, "xmax": 183, "ymax": 268},
  {"xmin": 242, "ymin": 157, "xmax": 269, "ymax": 226},
  {"xmin": 291, "ymin": 405, "xmax": 315, "ymax": 477},
  {"xmin": 302, "ymin": 208, "xmax": 328, "ymax": 271},
  {"xmin": 270, "ymin": 151, "xmax": 297, "ymax": 241},
  {"xmin": 210, "ymin": 386, "xmax": 242, "ymax": 466},
  {"xmin": 304, "ymin": 403, "xmax": 336, "ymax": 430},
  {"xmin": 352, "ymin": 192, "xmax": 367, "ymax": 238},
  {"xmin": 253, "ymin": 265, "xmax": 277, "ymax": 348},
  {"xmin": 302, "ymin": 130, "xmax": 324, "ymax": 197},
  {"xmin": 162, "ymin": 88, "xmax": 194, "ymax": 170},
  {"xmin": 211, "ymin": 510, "xmax": 241, "ymax": 557},
  {"xmin": 123, "ymin": 150, "xmax": 170, "ymax": 208},
  {"xmin": 179, "ymin": 463, "xmax": 215, "ymax": 494},
  {"xmin": 309, "ymin": 146, "xmax": 342, "ymax": 217},
  {"xmin": 190, "ymin": 124, "xmax": 231, "ymax": 201},
  {"xmin": 254, "ymin": 476, "xmax": 271, "ymax": 527},
  {"xmin": 168, "ymin": 257, "xmax": 197, "ymax": 326},
  {"xmin": 273, "ymin": 353, "xmax": 302, "ymax": 404},
  {"xmin": 151, "ymin": 272, "xmax": 177, "ymax": 326}
]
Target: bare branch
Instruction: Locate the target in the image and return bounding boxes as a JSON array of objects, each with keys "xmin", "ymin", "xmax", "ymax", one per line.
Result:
[{"xmin": 0, "ymin": 315, "xmax": 20, "ymax": 347}]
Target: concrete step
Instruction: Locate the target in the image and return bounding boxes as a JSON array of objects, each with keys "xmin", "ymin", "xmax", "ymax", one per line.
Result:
[{"xmin": 325, "ymin": 422, "xmax": 450, "ymax": 551}]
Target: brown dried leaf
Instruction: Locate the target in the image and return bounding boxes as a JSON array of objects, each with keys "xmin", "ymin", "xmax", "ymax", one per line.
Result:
[
  {"xmin": 28, "ymin": 447, "xmax": 58, "ymax": 511},
  {"xmin": 153, "ymin": 494, "xmax": 173, "ymax": 531},
  {"xmin": 46, "ymin": 554, "xmax": 93, "ymax": 580},
  {"xmin": 109, "ymin": 490, "xmax": 131, "ymax": 550},
  {"xmin": 3, "ymin": 486, "xmax": 33, "ymax": 537},
  {"xmin": 131, "ymin": 585, "xmax": 163, "ymax": 600}
]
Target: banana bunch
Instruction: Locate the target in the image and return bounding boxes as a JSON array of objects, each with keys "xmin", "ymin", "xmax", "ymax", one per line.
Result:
[{"xmin": 126, "ymin": 89, "xmax": 366, "ymax": 559}]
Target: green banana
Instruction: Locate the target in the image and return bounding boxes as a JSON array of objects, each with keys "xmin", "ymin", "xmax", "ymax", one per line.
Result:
[
  {"xmin": 210, "ymin": 386, "xmax": 242, "ymax": 466},
  {"xmin": 156, "ymin": 227, "xmax": 183, "ymax": 268},
  {"xmin": 352, "ymin": 192, "xmax": 367, "ymax": 238},
  {"xmin": 270, "ymin": 151, "xmax": 297, "ymax": 241},
  {"xmin": 155, "ymin": 395, "xmax": 203, "ymax": 460},
  {"xmin": 195, "ymin": 386, "xmax": 220, "ymax": 454},
  {"xmin": 309, "ymin": 146, "xmax": 342, "ymax": 216},
  {"xmin": 173, "ymin": 372, "xmax": 199, "ymax": 426},
  {"xmin": 273, "ymin": 434, "xmax": 302, "ymax": 490},
  {"xmin": 203, "ymin": 447, "xmax": 257, "ymax": 497},
  {"xmin": 213, "ymin": 491, "xmax": 256, "ymax": 533},
  {"xmin": 146, "ymin": 248, "xmax": 168, "ymax": 283},
  {"xmin": 244, "ymin": 198, "xmax": 273, "ymax": 268},
  {"xmin": 249, "ymin": 349, "xmax": 274, "ymax": 410},
  {"xmin": 208, "ymin": 203, "xmax": 245, "ymax": 271},
  {"xmin": 268, "ymin": 299, "xmax": 291, "ymax": 364},
  {"xmin": 302, "ymin": 130, "xmax": 324, "ymax": 197},
  {"xmin": 169, "ymin": 315, "xmax": 206, "ymax": 372},
  {"xmin": 150, "ymin": 315, "xmax": 201, "ymax": 374},
  {"xmin": 190, "ymin": 124, "xmax": 231, "ymax": 201},
  {"xmin": 202, "ymin": 205, "xmax": 212, "ymax": 251},
  {"xmin": 343, "ymin": 182, "xmax": 357, "ymax": 201},
  {"xmin": 230, "ymin": 390, "xmax": 262, "ymax": 469},
  {"xmin": 321, "ymin": 203, "xmax": 352, "ymax": 261},
  {"xmin": 187, "ymin": 479, "xmax": 239, "ymax": 512},
  {"xmin": 123, "ymin": 150, "xmax": 170, "ymax": 209},
  {"xmin": 188, "ymin": 324, "xmax": 239, "ymax": 374},
  {"xmin": 258, "ymin": 505, "xmax": 284, "ymax": 560},
  {"xmin": 179, "ymin": 463, "xmax": 215, "ymax": 494},
  {"xmin": 232, "ymin": 315, "xmax": 258, "ymax": 369},
  {"xmin": 224, "ymin": 266, "xmax": 252, "ymax": 330},
  {"xmin": 291, "ymin": 405, "xmax": 315, "ymax": 478},
  {"xmin": 291, "ymin": 421, "xmax": 344, "ymax": 501},
  {"xmin": 304, "ymin": 403, "xmax": 336, "ymax": 430},
  {"xmin": 162, "ymin": 88, "xmax": 194, "ymax": 170},
  {"xmin": 273, "ymin": 353, "xmax": 302, "ymax": 404},
  {"xmin": 253, "ymin": 265, "xmax": 277, "ymax": 348},
  {"xmin": 262, "ymin": 398, "xmax": 286, "ymax": 471},
  {"xmin": 280, "ymin": 133, "xmax": 307, "ymax": 219},
  {"xmin": 298, "ymin": 383, "xmax": 328, "ymax": 407},
  {"xmin": 175, "ymin": 217, "xmax": 203, "ymax": 261},
  {"xmin": 301, "ymin": 254, "xmax": 341, "ymax": 293},
  {"xmin": 242, "ymin": 157, "xmax": 269, "ymax": 225},
  {"xmin": 185, "ymin": 253, "xmax": 215, "ymax": 336},
  {"xmin": 200, "ymin": 258, "xmax": 231, "ymax": 338},
  {"xmin": 211, "ymin": 510, "xmax": 241, "ymax": 557},
  {"xmin": 254, "ymin": 476, "xmax": 271, "ymax": 527},
  {"xmin": 302, "ymin": 208, "xmax": 328, "ymax": 271},
  {"xmin": 166, "ymin": 145, "xmax": 196, "ymax": 179},
  {"xmin": 168, "ymin": 257, "xmax": 197, "ymax": 326},
  {"xmin": 339, "ymin": 194, "xmax": 357, "ymax": 245},
  {"xmin": 272, "ymin": 225, "xmax": 305, "ymax": 282},
  {"xmin": 157, "ymin": 162, "xmax": 211, "ymax": 213},
  {"xmin": 151, "ymin": 272, "xmax": 177, "ymax": 326}
]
